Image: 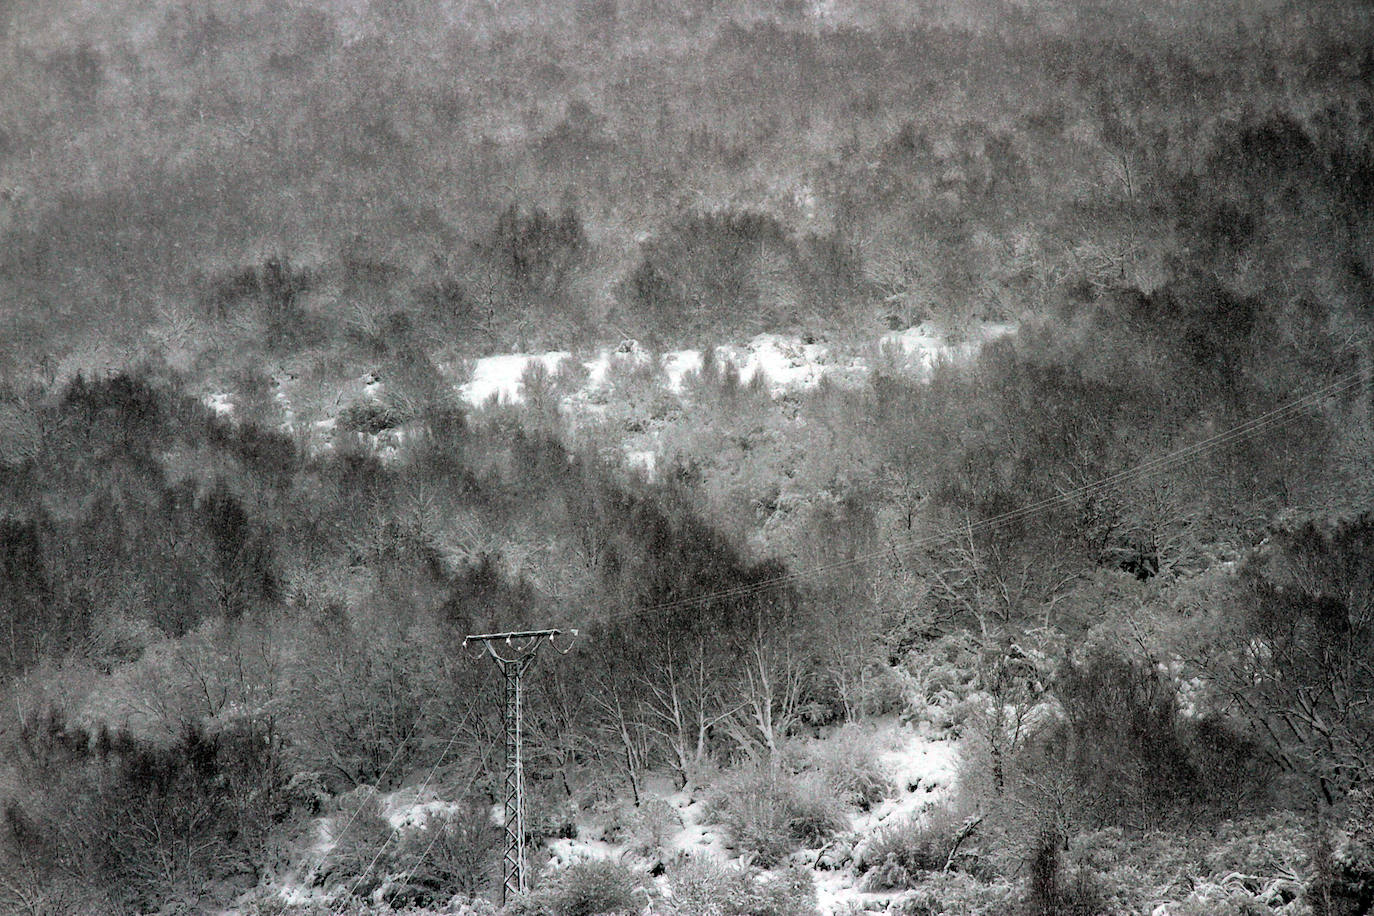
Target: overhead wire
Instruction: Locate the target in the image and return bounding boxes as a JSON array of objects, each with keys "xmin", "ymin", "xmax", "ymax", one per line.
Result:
[
  {"xmin": 323, "ymin": 705, "xmax": 430, "ymax": 875},
  {"xmin": 333, "ymin": 694, "xmax": 482, "ymax": 911},
  {"xmin": 573, "ymin": 367, "xmax": 1368, "ymax": 624},
  {"xmin": 324, "ymin": 366, "xmax": 1365, "ymax": 905},
  {"xmin": 388, "ymin": 732, "xmax": 499, "ymax": 901}
]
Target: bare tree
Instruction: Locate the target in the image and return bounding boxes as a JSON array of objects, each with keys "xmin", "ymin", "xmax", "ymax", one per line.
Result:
[
  {"xmin": 636, "ymin": 635, "xmax": 742, "ymax": 789},
  {"xmin": 723, "ymin": 628, "xmax": 809, "ymax": 762}
]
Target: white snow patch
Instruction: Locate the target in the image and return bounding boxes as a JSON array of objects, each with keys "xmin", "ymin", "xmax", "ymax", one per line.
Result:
[
  {"xmin": 205, "ymin": 392, "xmax": 234, "ymax": 416},
  {"xmin": 870, "ymin": 734, "xmax": 959, "ymax": 823},
  {"xmin": 877, "ymin": 321, "xmax": 1014, "ymax": 377},
  {"xmin": 272, "ymin": 380, "xmax": 296, "ymax": 428},
  {"xmin": 583, "ymin": 340, "xmax": 653, "ymax": 391},
  {"xmin": 457, "ymin": 322, "xmax": 1013, "ymax": 414},
  {"xmin": 583, "ymin": 351, "xmax": 614, "ymax": 389},
  {"xmin": 814, "ymin": 870, "xmax": 896, "ymax": 915},
  {"xmin": 380, "ymin": 783, "xmax": 485, "ymax": 830},
  {"xmin": 714, "ymin": 334, "xmax": 831, "ymax": 395},
  {"xmin": 626, "ymin": 449, "xmax": 657, "ymax": 478},
  {"xmin": 662, "ymin": 349, "xmax": 704, "ymax": 392},
  {"xmin": 814, "ymin": 726, "xmax": 961, "ymax": 915},
  {"xmin": 461, "ymin": 351, "xmax": 572, "ymax": 406},
  {"xmin": 665, "ymin": 792, "xmax": 733, "ymax": 861},
  {"xmin": 547, "ymin": 835, "xmax": 626, "ymax": 868}
]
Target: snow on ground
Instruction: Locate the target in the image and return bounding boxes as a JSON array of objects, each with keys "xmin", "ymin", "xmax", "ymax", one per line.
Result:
[
  {"xmin": 664, "ymin": 792, "xmax": 733, "ymax": 861},
  {"xmin": 879, "ymin": 321, "xmax": 1016, "ymax": 372},
  {"xmin": 460, "ymin": 351, "xmax": 574, "ymax": 406},
  {"xmin": 240, "ymin": 722, "xmax": 958, "ymax": 915},
  {"xmin": 383, "ymin": 785, "xmax": 466, "ymax": 830},
  {"xmin": 541, "ymin": 722, "xmax": 960, "ymax": 916},
  {"xmin": 583, "ymin": 340, "xmax": 653, "ymax": 390},
  {"xmin": 871, "ymin": 732, "xmax": 960, "ymax": 819},
  {"xmin": 625, "ymin": 449, "xmax": 657, "ymax": 477},
  {"xmin": 816, "ymin": 727, "xmax": 960, "ymax": 914},
  {"xmin": 206, "ymin": 323, "xmax": 1015, "ymax": 474},
  {"xmin": 455, "ymin": 321, "xmax": 1013, "ymax": 410},
  {"xmin": 715, "ymin": 334, "xmax": 831, "ymax": 393},
  {"xmin": 205, "ymin": 391, "xmax": 234, "ymax": 416},
  {"xmin": 661, "ymin": 349, "xmax": 704, "ymax": 392},
  {"xmin": 547, "ymin": 835, "xmax": 628, "ymax": 868},
  {"xmin": 814, "ymin": 870, "xmax": 899, "ymax": 916}
]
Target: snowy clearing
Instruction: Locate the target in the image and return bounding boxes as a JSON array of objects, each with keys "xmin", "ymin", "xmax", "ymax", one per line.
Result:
[{"xmin": 456, "ymin": 321, "xmax": 1015, "ymax": 409}]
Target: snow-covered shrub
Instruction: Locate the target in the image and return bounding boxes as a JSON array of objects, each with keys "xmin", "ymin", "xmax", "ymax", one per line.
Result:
[
  {"xmin": 507, "ymin": 859, "xmax": 645, "ymax": 916},
  {"xmin": 285, "ymin": 770, "xmax": 332, "ymax": 815},
  {"xmin": 787, "ymin": 773, "xmax": 852, "ymax": 846},
  {"xmin": 891, "ymin": 873, "xmax": 1015, "ymax": 916},
  {"xmin": 705, "ymin": 764, "xmax": 848, "ymax": 866},
  {"xmin": 899, "ymin": 634, "xmax": 980, "ymax": 732},
  {"xmin": 789, "ymin": 726, "xmax": 892, "ymax": 811},
  {"xmin": 1308, "ymin": 823, "xmax": 1374, "ymax": 916},
  {"xmin": 525, "ymin": 781, "xmax": 579, "ymax": 845},
  {"xmin": 389, "ymin": 801, "xmax": 499, "ymax": 903},
  {"xmin": 660, "ymin": 858, "xmax": 818, "ymax": 916},
  {"xmin": 858, "ymin": 808, "xmax": 974, "ymax": 890},
  {"xmin": 441, "ymin": 898, "xmax": 501, "ymax": 916},
  {"xmin": 238, "ymin": 896, "xmax": 500, "ymax": 915},
  {"xmin": 338, "ymin": 400, "xmax": 408, "ymax": 434},
  {"xmin": 861, "ymin": 852, "xmax": 918, "ymax": 892},
  {"xmin": 848, "ymin": 664, "xmax": 910, "ymax": 718},
  {"xmin": 317, "ymin": 786, "xmax": 394, "ymax": 898},
  {"xmin": 603, "ymin": 797, "xmax": 682, "ymax": 857}
]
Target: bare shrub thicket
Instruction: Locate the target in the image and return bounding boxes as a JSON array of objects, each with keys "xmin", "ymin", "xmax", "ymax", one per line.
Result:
[
  {"xmin": 506, "ymin": 858, "xmax": 645, "ymax": 916},
  {"xmin": 704, "ymin": 763, "xmax": 848, "ymax": 866},
  {"xmin": 661, "ymin": 857, "xmax": 818, "ymax": 916}
]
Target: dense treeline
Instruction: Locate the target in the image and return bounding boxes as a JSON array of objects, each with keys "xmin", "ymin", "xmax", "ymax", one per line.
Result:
[
  {"xmin": 1, "ymin": 0, "xmax": 1370, "ymax": 369},
  {"xmin": 0, "ymin": 256, "xmax": 1369, "ymax": 909},
  {"xmin": 0, "ymin": 367, "xmax": 826, "ymax": 908}
]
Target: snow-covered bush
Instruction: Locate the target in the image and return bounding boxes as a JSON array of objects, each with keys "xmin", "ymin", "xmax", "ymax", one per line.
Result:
[
  {"xmin": 235, "ymin": 895, "xmax": 501, "ymax": 915},
  {"xmin": 660, "ymin": 857, "xmax": 817, "ymax": 916},
  {"xmin": 338, "ymin": 400, "xmax": 408, "ymax": 434},
  {"xmin": 788, "ymin": 726, "xmax": 892, "ymax": 811},
  {"xmin": 602, "ymin": 797, "xmax": 682, "ymax": 858},
  {"xmin": 507, "ymin": 859, "xmax": 645, "ymax": 916},
  {"xmin": 705, "ymin": 764, "xmax": 848, "ymax": 866},
  {"xmin": 388, "ymin": 802, "xmax": 500, "ymax": 903},
  {"xmin": 858, "ymin": 807, "xmax": 977, "ymax": 890},
  {"xmin": 898, "ymin": 633, "xmax": 980, "ymax": 732},
  {"xmin": 317, "ymin": 786, "xmax": 393, "ymax": 898},
  {"xmin": 889, "ymin": 873, "xmax": 1015, "ymax": 916},
  {"xmin": 861, "ymin": 664, "xmax": 911, "ymax": 718}
]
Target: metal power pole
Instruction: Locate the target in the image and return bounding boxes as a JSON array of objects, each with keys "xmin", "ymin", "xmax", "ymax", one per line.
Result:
[{"xmin": 463, "ymin": 628, "xmax": 577, "ymax": 905}]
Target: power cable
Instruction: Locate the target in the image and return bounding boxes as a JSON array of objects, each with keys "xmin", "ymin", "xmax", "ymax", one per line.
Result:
[
  {"xmin": 323, "ymin": 705, "xmax": 430, "ymax": 874},
  {"xmin": 388, "ymin": 735, "xmax": 499, "ymax": 903},
  {"xmin": 333, "ymin": 695, "xmax": 480, "ymax": 911},
  {"xmin": 577, "ymin": 367, "xmax": 1367, "ymax": 624}
]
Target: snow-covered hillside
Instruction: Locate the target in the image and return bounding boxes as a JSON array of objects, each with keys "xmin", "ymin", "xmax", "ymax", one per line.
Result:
[
  {"xmin": 201, "ymin": 322, "xmax": 1016, "ymax": 469},
  {"xmin": 249, "ymin": 720, "xmax": 962, "ymax": 916},
  {"xmin": 456, "ymin": 322, "xmax": 1015, "ymax": 408}
]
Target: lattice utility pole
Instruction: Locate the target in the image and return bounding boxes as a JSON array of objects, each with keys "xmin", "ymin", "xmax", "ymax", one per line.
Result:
[{"xmin": 464, "ymin": 628, "xmax": 577, "ymax": 905}]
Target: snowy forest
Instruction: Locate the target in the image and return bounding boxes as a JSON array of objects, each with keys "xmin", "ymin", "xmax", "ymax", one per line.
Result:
[{"xmin": 0, "ymin": 0, "xmax": 1372, "ymax": 913}]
